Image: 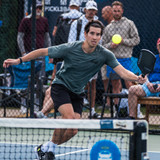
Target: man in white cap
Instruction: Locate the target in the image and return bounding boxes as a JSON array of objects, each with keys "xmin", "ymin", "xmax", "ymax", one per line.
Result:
[
  {"xmin": 68, "ymin": 0, "xmax": 100, "ymax": 119},
  {"xmin": 68, "ymin": 0, "xmax": 98, "ymax": 42}
]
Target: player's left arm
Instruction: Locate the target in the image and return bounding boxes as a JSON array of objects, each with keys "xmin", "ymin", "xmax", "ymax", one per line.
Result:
[
  {"xmin": 114, "ymin": 64, "xmax": 146, "ymax": 83},
  {"xmin": 3, "ymin": 48, "xmax": 48, "ymax": 68}
]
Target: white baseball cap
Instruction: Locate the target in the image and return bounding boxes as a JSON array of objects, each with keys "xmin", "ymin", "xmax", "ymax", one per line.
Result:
[
  {"xmin": 85, "ymin": 0, "xmax": 98, "ymax": 10},
  {"xmin": 69, "ymin": 0, "xmax": 81, "ymax": 7},
  {"xmin": 36, "ymin": 0, "xmax": 42, "ymax": 7}
]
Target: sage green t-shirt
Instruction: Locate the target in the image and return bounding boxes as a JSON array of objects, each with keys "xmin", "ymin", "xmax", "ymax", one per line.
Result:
[{"xmin": 48, "ymin": 41, "xmax": 119, "ymax": 94}]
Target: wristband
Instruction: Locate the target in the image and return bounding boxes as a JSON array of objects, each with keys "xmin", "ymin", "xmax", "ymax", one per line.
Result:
[{"xmin": 19, "ymin": 57, "xmax": 23, "ymax": 64}]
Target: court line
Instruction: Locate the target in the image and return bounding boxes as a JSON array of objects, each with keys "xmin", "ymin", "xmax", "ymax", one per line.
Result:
[
  {"xmin": 148, "ymin": 151, "xmax": 160, "ymax": 153},
  {"xmin": 56, "ymin": 148, "xmax": 90, "ymax": 157}
]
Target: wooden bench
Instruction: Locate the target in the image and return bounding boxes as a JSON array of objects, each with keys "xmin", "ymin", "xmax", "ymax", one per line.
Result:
[{"xmin": 137, "ymin": 97, "xmax": 160, "ymax": 122}]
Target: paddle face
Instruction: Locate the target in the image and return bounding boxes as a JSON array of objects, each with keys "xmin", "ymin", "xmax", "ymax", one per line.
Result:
[{"xmin": 138, "ymin": 49, "xmax": 156, "ymax": 77}]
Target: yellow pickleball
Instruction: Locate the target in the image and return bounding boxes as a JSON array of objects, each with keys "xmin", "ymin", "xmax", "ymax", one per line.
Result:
[{"xmin": 112, "ymin": 34, "xmax": 122, "ymax": 44}]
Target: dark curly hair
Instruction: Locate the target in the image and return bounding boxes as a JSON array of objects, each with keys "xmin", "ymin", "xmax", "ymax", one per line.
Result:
[{"xmin": 84, "ymin": 20, "xmax": 104, "ymax": 36}]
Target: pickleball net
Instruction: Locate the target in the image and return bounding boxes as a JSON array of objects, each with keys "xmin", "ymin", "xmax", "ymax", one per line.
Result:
[{"xmin": 0, "ymin": 118, "xmax": 148, "ymax": 160}]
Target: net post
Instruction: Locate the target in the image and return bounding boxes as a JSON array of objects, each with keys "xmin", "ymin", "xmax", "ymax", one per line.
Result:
[{"xmin": 134, "ymin": 121, "xmax": 148, "ymax": 160}]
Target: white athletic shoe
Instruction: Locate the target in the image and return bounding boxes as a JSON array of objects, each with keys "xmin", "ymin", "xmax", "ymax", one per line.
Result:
[
  {"xmin": 137, "ymin": 112, "xmax": 145, "ymax": 119},
  {"xmin": 20, "ymin": 106, "xmax": 27, "ymax": 114}
]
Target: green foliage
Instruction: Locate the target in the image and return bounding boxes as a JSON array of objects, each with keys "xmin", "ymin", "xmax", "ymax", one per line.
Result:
[{"xmin": 0, "ymin": 0, "xmax": 19, "ymax": 73}]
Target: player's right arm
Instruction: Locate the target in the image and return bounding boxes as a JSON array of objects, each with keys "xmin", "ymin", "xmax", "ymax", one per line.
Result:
[{"xmin": 3, "ymin": 48, "xmax": 48, "ymax": 68}]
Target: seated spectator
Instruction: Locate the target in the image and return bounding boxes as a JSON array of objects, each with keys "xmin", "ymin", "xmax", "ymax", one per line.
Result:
[
  {"xmin": 128, "ymin": 39, "xmax": 160, "ymax": 118},
  {"xmin": 128, "ymin": 81, "xmax": 160, "ymax": 118}
]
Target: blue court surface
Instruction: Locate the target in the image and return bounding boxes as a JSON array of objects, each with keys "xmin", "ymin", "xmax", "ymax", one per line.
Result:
[
  {"xmin": 1, "ymin": 142, "xmax": 159, "ymax": 160},
  {"xmin": 0, "ymin": 143, "xmax": 90, "ymax": 160},
  {"xmin": 1, "ymin": 140, "xmax": 160, "ymax": 160}
]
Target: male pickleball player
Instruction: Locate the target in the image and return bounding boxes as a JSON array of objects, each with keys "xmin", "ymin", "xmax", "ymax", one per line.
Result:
[{"xmin": 3, "ymin": 20, "xmax": 146, "ymax": 160}]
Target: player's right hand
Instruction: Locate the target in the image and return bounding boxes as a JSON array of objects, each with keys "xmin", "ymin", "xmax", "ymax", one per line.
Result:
[{"xmin": 3, "ymin": 59, "xmax": 19, "ymax": 68}]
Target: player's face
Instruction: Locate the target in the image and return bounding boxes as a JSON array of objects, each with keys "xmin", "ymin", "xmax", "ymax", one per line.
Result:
[
  {"xmin": 112, "ymin": 5, "xmax": 123, "ymax": 20},
  {"xmin": 85, "ymin": 26, "xmax": 101, "ymax": 48}
]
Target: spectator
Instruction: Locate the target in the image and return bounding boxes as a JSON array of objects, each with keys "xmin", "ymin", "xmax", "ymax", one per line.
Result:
[
  {"xmin": 128, "ymin": 39, "xmax": 160, "ymax": 118},
  {"xmin": 101, "ymin": 6, "xmax": 113, "ymax": 92},
  {"xmin": 101, "ymin": 6, "xmax": 113, "ymax": 24},
  {"xmin": 68, "ymin": 0, "xmax": 100, "ymax": 119},
  {"xmin": 17, "ymin": 2, "xmax": 51, "ymax": 56},
  {"xmin": 17, "ymin": 2, "xmax": 51, "ymax": 113},
  {"xmin": 102, "ymin": 1, "xmax": 140, "ymax": 107}
]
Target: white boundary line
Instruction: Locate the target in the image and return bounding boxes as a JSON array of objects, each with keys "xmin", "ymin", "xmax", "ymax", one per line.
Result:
[{"xmin": 55, "ymin": 148, "xmax": 90, "ymax": 157}]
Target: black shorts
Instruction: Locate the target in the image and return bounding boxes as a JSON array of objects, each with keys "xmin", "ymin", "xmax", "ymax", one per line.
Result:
[{"xmin": 51, "ymin": 84, "xmax": 84, "ymax": 115}]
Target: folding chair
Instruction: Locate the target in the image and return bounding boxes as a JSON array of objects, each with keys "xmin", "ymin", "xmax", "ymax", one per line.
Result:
[
  {"xmin": 101, "ymin": 73, "xmax": 128, "ymax": 118},
  {"xmin": 0, "ymin": 61, "xmax": 42, "ymax": 117}
]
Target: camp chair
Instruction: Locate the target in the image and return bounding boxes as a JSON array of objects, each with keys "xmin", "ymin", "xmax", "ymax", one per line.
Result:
[{"xmin": 0, "ymin": 61, "xmax": 42, "ymax": 117}]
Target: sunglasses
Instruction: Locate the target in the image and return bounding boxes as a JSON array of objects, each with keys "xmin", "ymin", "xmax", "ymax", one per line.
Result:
[{"xmin": 36, "ymin": 6, "xmax": 42, "ymax": 10}]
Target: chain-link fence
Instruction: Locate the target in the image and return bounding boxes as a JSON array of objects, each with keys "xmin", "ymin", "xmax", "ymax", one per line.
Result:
[{"xmin": 0, "ymin": 0, "xmax": 160, "ymax": 133}]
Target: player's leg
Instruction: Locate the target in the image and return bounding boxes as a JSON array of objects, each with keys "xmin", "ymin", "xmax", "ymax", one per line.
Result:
[
  {"xmin": 52, "ymin": 104, "xmax": 80, "ymax": 145},
  {"xmin": 35, "ymin": 84, "xmax": 82, "ymax": 159},
  {"xmin": 128, "ymin": 85, "xmax": 146, "ymax": 118},
  {"xmin": 35, "ymin": 103, "xmax": 77, "ymax": 160},
  {"xmin": 49, "ymin": 89, "xmax": 83, "ymax": 147},
  {"xmin": 45, "ymin": 91, "xmax": 83, "ymax": 159}
]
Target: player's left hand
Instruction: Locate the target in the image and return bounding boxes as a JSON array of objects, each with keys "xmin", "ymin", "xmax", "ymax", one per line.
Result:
[
  {"xmin": 137, "ymin": 75, "xmax": 147, "ymax": 84},
  {"xmin": 3, "ymin": 59, "xmax": 19, "ymax": 68}
]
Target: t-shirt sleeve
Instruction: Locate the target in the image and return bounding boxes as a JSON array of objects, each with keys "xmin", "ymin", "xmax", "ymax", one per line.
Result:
[
  {"xmin": 104, "ymin": 49, "xmax": 120, "ymax": 69},
  {"xmin": 48, "ymin": 43, "xmax": 70, "ymax": 59}
]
